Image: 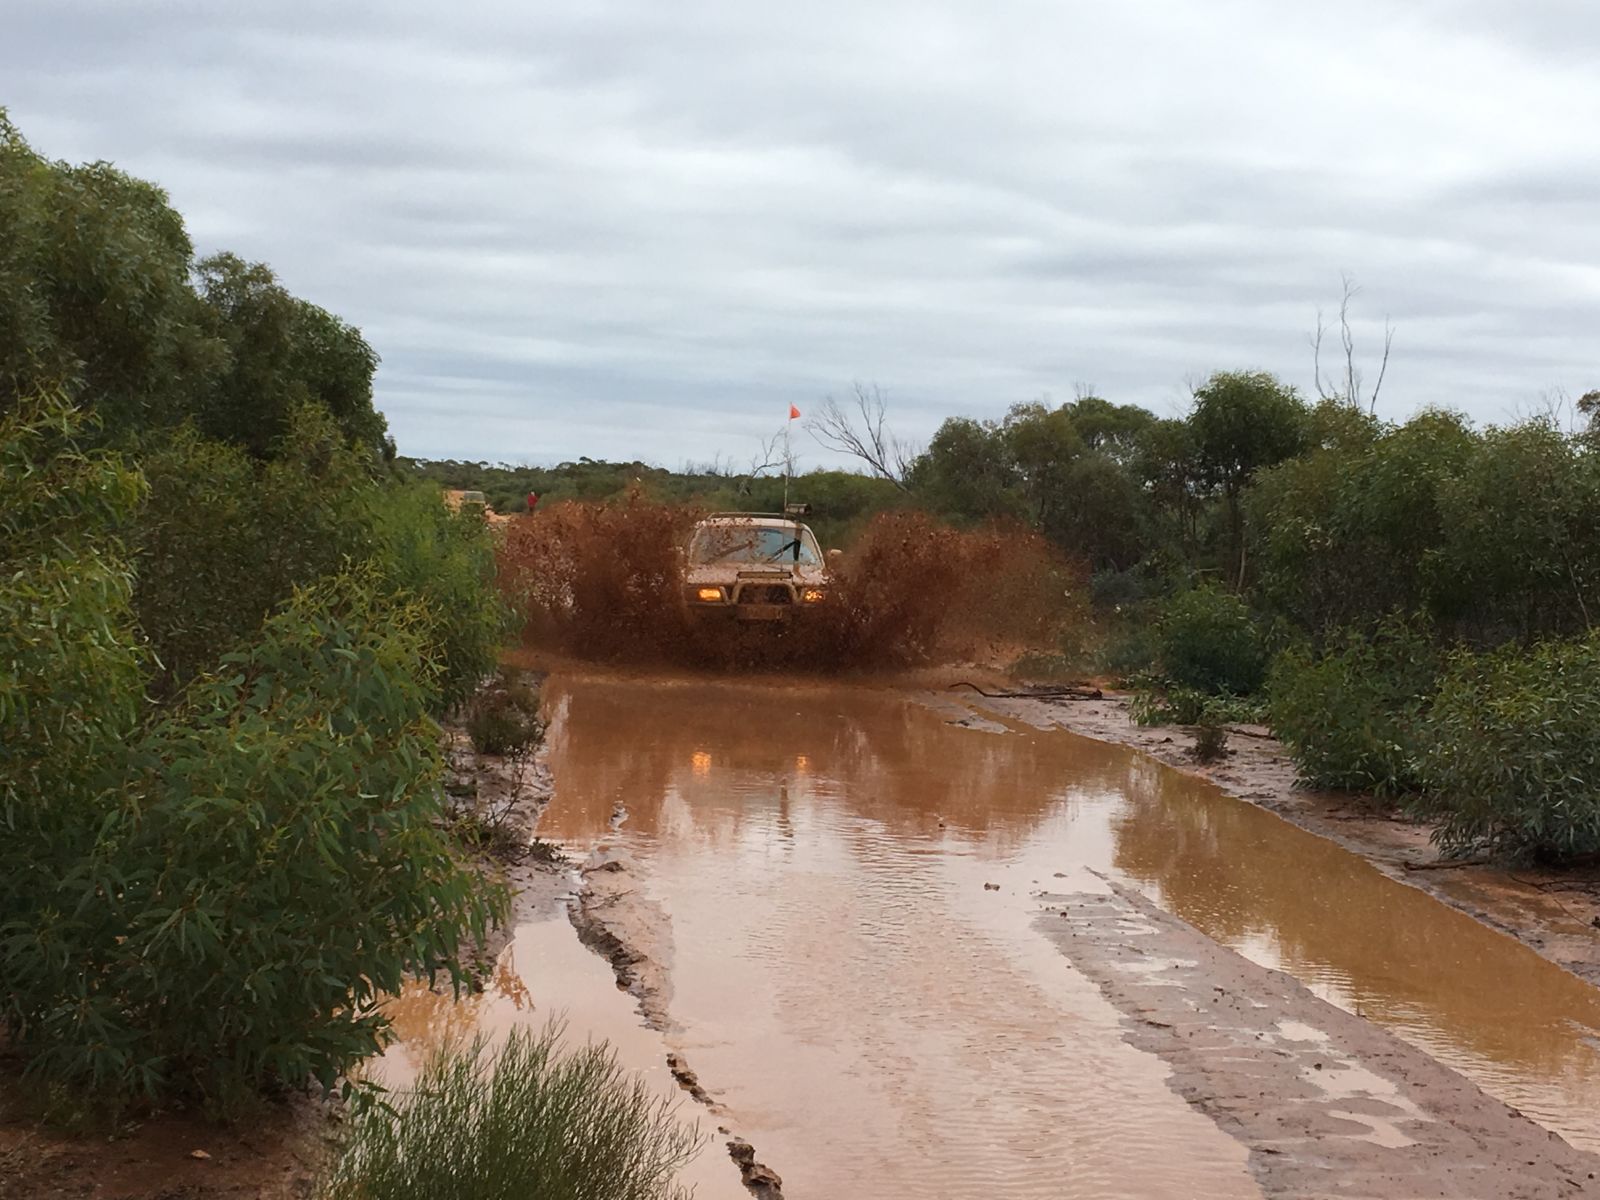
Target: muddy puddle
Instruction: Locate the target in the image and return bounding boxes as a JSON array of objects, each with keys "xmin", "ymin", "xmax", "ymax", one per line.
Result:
[
  {"xmin": 387, "ymin": 675, "xmax": 1600, "ymax": 1197},
  {"xmin": 367, "ymin": 891, "xmax": 752, "ymax": 1200}
]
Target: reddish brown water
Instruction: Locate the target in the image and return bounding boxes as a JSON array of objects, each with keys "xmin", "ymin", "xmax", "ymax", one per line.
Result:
[{"xmin": 385, "ymin": 674, "xmax": 1600, "ymax": 1197}]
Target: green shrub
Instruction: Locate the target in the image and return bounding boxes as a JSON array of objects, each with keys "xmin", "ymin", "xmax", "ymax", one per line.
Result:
[
  {"xmin": 1266, "ymin": 616, "xmax": 1439, "ymax": 794},
  {"xmin": 134, "ymin": 416, "xmax": 507, "ymax": 708},
  {"xmin": 131, "ymin": 406, "xmax": 372, "ymax": 694},
  {"xmin": 321, "ymin": 1023, "xmax": 703, "ymax": 1200},
  {"xmin": 1128, "ymin": 680, "xmax": 1261, "ymax": 727},
  {"xmin": 466, "ymin": 699, "xmax": 543, "ymax": 758},
  {"xmin": 462, "ymin": 670, "xmax": 544, "ymax": 757},
  {"xmin": 1098, "ymin": 622, "xmax": 1160, "ymax": 680},
  {"xmin": 366, "ymin": 482, "xmax": 508, "ymax": 712},
  {"xmin": 3, "ymin": 406, "xmax": 507, "ymax": 1114},
  {"xmin": 1416, "ymin": 633, "xmax": 1600, "ymax": 862},
  {"xmin": 1, "ymin": 396, "xmax": 149, "ymax": 1107},
  {"xmin": 1156, "ymin": 585, "xmax": 1266, "ymax": 695},
  {"xmin": 7, "ymin": 572, "xmax": 506, "ymax": 1113},
  {"xmin": 1192, "ymin": 720, "xmax": 1229, "ymax": 762}
]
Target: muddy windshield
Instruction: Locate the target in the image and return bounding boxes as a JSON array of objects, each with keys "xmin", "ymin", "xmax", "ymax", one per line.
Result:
[{"xmin": 690, "ymin": 524, "xmax": 821, "ymax": 566}]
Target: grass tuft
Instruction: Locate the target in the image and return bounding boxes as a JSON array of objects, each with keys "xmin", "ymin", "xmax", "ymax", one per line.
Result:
[{"xmin": 321, "ymin": 1022, "xmax": 703, "ymax": 1200}]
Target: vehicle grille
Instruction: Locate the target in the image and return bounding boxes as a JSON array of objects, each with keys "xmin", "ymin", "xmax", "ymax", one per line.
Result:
[{"xmin": 738, "ymin": 585, "xmax": 794, "ymax": 605}]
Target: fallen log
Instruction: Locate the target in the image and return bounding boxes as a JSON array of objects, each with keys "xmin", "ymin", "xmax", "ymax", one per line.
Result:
[
  {"xmin": 949, "ymin": 681, "xmax": 1104, "ymax": 700},
  {"xmin": 1401, "ymin": 857, "xmax": 1490, "ymax": 872}
]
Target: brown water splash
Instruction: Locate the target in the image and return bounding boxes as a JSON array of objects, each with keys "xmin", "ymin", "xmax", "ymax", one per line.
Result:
[{"xmin": 497, "ymin": 498, "xmax": 1083, "ymax": 670}]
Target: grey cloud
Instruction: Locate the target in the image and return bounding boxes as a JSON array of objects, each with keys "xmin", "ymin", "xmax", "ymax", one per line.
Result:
[{"xmin": 6, "ymin": 0, "xmax": 1600, "ymax": 464}]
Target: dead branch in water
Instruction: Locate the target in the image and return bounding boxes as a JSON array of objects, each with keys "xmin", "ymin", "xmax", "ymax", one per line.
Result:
[
  {"xmin": 949, "ymin": 681, "xmax": 1103, "ymax": 700},
  {"xmin": 1401, "ymin": 857, "xmax": 1490, "ymax": 872}
]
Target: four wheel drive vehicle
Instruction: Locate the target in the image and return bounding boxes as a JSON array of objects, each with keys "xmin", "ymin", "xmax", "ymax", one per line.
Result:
[
  {"xmin": 445, "ymin": 489, "xmax": 490, "ymax": 516},
  {"xmin": 684, "ymin": 512, "xmax": 833, "ymax": 622}
]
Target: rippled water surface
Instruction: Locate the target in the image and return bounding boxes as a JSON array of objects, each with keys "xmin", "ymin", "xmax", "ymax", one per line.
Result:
[{"xmin": 389, "ymin": 674, "xmax": 1600, "ymax": 1197}]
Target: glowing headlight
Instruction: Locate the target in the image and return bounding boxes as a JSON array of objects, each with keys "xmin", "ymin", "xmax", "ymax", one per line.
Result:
[
  {"xmin": 801, "ymin": 588, "xmax": 827, "ymax": 603},
  {"xmin": 695, "ymin": 587, "xmax": 725, "ymax": 602}
]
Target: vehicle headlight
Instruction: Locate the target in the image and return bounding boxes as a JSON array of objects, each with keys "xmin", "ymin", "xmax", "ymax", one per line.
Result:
[
  {"xmin": 801, "ymin": 588, "xmax": 826, "ymax": 604},
  {"xmin": 695, "ymin": 586, "xmax": 725, "ymax": 602}
]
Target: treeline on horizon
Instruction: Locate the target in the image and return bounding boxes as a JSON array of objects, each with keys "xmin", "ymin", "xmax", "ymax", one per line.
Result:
[{"xmin": 408, "ymin": 374, "xmax": 1600, "ymax": 651}]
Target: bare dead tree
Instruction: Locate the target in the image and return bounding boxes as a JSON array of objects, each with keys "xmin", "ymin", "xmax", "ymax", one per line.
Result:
[
  {"xmin": 805, "ymin": 382, "xmax": 913, "ymax": 487},
  {"xmin": 733, "ymin": 430, "xmax": 789, "ymax": 496},
  {"xmin": 1311, "ymin": 274, "xmax": 1394, "ymax": 414},
  {"xmin": 683, "ymin": 451, "xmax": 738, "ymax": 477}
]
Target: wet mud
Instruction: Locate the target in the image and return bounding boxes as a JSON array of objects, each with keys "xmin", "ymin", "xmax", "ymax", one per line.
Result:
[
  {"xmin": 572, "ymin": 845, "xmax": 679, "ymax": 1034},
  {"xmin": 1039, "ymin": 878, "xmax": 1600, "ymax": 1198},
  {"xmin": 0, "ymin": 1100, "xmax": 325, "ymax": 1200}
]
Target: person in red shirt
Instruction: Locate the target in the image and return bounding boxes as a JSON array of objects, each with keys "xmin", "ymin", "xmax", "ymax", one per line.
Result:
[{"xmin": 526, "ymin": 491, "xmax": 539, "ymax": 513}]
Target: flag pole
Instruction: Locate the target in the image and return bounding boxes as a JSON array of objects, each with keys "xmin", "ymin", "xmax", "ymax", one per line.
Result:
[{"xmin": 783, "ymin": 403, "xmax": 799, "ymax": 512}]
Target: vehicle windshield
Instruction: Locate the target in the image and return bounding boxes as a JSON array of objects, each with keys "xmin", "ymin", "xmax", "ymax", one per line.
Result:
[{"xmin": 690, "ymin": 524, "xmax": 821, "ymax": 566}]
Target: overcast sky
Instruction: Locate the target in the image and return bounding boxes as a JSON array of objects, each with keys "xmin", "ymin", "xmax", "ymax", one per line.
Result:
[{"xmin": 7, "ymin": 1, "xmax": 1599, "ymax": 466}]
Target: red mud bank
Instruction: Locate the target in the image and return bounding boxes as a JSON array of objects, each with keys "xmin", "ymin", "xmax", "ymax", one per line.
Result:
[{"xmin": 981, "ymin": 689, "xmax": 1600, "ymax": 987}]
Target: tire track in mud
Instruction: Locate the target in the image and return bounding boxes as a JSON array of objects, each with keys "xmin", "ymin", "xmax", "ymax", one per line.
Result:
[
  {"xmin": 1038, "ymin": 876, "xmax": 1600, "ymax": 1199},
  {"xmin": 569, "ymin": 840, "xmax": 785, "ymax": 1198}
]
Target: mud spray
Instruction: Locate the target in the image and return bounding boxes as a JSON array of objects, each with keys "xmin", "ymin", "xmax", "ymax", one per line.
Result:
[{"xmin": 497, "ymin": 494, "xmax": 1086, "ymax": 671}]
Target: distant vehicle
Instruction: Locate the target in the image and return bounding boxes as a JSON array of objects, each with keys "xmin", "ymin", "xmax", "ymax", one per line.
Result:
[
  {"xmin": 445, "ymin": 489, "xmax": 490, "ymax": 516},
  {"xmin": 684, "ymin": 510, "xmax": 832, "ymax": 623}
]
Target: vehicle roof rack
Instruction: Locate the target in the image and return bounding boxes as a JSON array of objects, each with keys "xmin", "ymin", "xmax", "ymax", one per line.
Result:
[{"xmin": 701, "ymin": 504, "xmax": 812, "ymax": 520}]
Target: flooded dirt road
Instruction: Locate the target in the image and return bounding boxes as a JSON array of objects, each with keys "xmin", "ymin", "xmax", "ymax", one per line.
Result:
[{"xmin": 393, "ymin": 674, "xmax": 1600, "ymax": 1197}]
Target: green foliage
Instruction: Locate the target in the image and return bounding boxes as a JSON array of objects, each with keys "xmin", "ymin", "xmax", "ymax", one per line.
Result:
[
  {"xmin": 1266, "ymin": 616, "xmax": 1439, "ymax": 794},
  {"xmin": 2, "ymin": 402, "xmax": 506, "ymax": 1115},
  {"xmin": 133, "ymin": 413, "xmax": 503, "ymax": 705},
  {"xmin": 0, "ymin": 113, "xmax": 219, "ymax": 437},
  {"xmin": 1189, "ymin": 371, "xmax": 1309, "ymax": 497},
  {"xmin": 464, "ymin": 672, "xmax": 545, "ymax": 757},
  {"xmin": 1415, "ymin": 634, "xmax": 1600, "ymax": 862},
  {"xmin": 1251, "ymin": 411, "xmax": 1600, "ymax": 646},
  {"xmin": 1189, "ymin": 370, "xmax": 1308, "ymax": 585},
  {"xmin": 904, "ymin": 398, "xmax": 1171, "ymax": 571},
  {"xmin": 1156, "ymin": 585, "xmax": 1266, "ymax": 696},
  {"xmin": 904, "ymin": 415, "xmax": 1029, "ymax": 525},
  {"xmin": 194, "ymin": 253, "xmax": 387, "ymax": 459},
  {"xmin": 131, "ymin": 405, "xmax": 373, "ymax": 694},
  {"xmin": 366, "ymin": 482, "xmax": 507, "ymax": 711},
  {"xmin": 0, "ymin": 109, "xmax": 385, "ymax": 459},
  {"xmin": 1097, "ymin": 623, "xmax": 1160, "ymax": 680},
  {"xmin": 1128, "ymin": 681, "xmax": 1261, "ymax": 728},
  {"xmin": 1249, "ymin": 409, "xmax": 1477, "ymax": 635},
  {"xmin": 321, "ymin": 1023, "xmax": 704, "ymax": 1200},
  {"xmin": 1430, "ymin": 420, "xmax": 1600, "ymax": 644},
  {"xmin": 1, "ymin": 395, "xmax": 149, "ymax": 1040},
  {"xmin": 123, "ymin": 572, "xmax": 503, "ymax": 1107}
]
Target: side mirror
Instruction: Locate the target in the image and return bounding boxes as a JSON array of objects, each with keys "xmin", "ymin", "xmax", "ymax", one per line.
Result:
[{"xmin": 827, "ymin": 548, "xmax": 844, "ymax": 563}]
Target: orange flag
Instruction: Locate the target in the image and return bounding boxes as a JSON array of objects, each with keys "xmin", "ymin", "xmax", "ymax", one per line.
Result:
[{"xmin": 789, "ymin": 404, "xmax": 801, "ymax": 420}]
